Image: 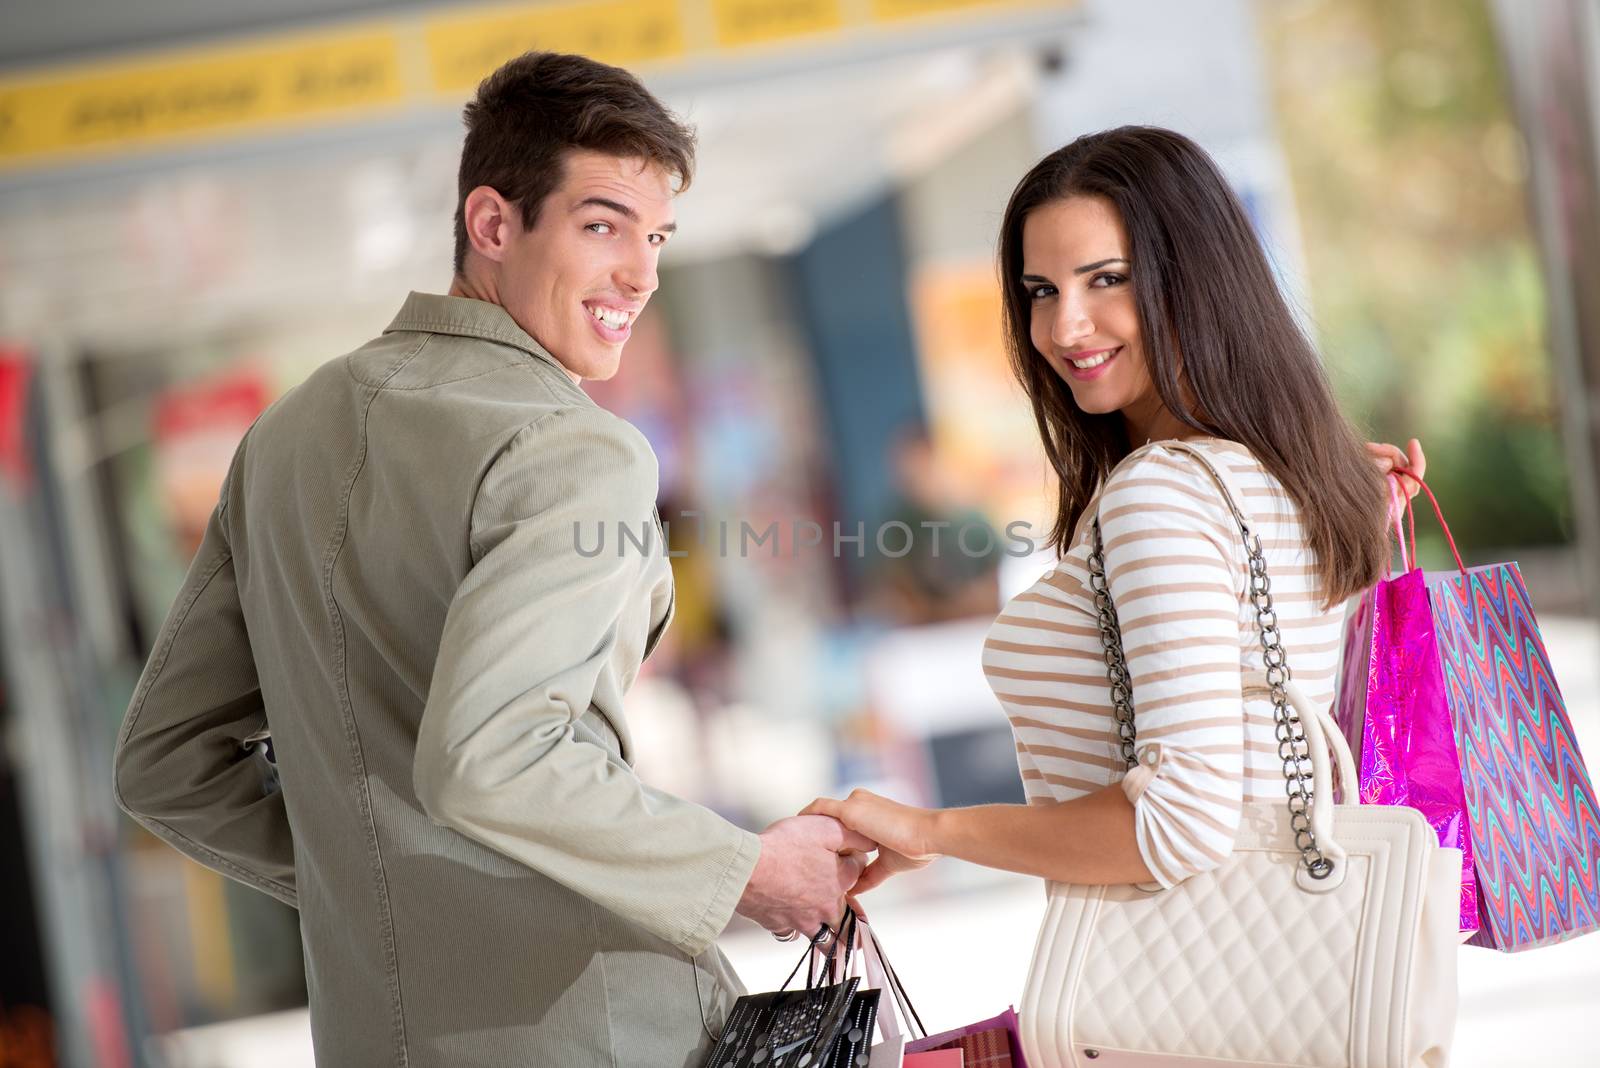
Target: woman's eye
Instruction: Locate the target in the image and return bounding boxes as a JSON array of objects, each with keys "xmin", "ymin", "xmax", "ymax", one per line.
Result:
[
  {"xmin": 586, "ymin": 222, "xmax": 613, "ymax": 235},
  {"xmin": 648, "ymin": 233, "xmax": 667, "ymax": 247},
  {"xmin": 1091, "ymin": 272, "xmax": 1127, "ymax": 288},
  {"xmin": 1027, "ymin": 285, "xmax": 1056, "ymax": 301}
]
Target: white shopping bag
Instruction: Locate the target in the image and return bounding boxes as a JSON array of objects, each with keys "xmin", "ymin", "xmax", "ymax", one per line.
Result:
[{"xmin": 856, "ymin": 918, "xmax": 925, "ymax": 1068}]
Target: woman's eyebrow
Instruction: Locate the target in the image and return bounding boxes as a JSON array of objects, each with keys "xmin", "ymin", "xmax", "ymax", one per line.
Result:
[
  {"xmin": 1073, "ymin": 257, "xmax": 1129, "ymax": 274},
  {"xmin": 1021, "ymin": 274, "xmax": 1053, "ymax": 285}
]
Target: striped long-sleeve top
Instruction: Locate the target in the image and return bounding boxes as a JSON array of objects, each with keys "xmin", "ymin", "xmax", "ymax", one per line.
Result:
[{"xmin": 982, "ymin": 438, "xmax": 1346, "ymax": 888}]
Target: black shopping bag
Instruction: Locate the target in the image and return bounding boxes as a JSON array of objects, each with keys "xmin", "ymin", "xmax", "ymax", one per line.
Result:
[{"xmin": 703, "ymin": 908, "xmax": 879, "ymax": 1068}]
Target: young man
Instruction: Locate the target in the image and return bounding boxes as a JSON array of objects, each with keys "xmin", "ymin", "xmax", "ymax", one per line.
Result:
[{"xmin": 112, "ymin": 52, "xmax": 871, "ymax": 1066}]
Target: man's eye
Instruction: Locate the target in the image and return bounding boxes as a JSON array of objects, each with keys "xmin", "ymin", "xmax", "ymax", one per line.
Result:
[
  {"xmin": 648, "ymin": 233, "xmax": 667, "ymax": 247},
  {"xmin": 586, "ymin": 222, "xmax": 613, "ymax": 235}
]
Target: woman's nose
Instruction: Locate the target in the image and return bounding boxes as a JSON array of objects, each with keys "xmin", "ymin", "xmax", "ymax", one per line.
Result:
[{"xmin": 1051, "ymin": 304, "xmax": 1094, "ymax": 347}]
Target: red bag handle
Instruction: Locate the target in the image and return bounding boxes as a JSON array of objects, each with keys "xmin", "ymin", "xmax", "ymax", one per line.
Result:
[{"xmin": 1388, "ymin": 469, "xmax": 1466, "ymax": 575}]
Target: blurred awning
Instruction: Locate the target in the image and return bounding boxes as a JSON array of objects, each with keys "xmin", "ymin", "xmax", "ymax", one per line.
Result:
[
  {"xmin": 0, "ymin": 2, "xmax": 1082, "ymax": 341},
  {"xmin": 0, "ymin": 0, "xmax": 1080, "ymax": 177}
]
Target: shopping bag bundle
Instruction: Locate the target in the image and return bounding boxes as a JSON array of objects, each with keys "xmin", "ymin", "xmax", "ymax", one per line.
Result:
[
  {"xmin": 706, "ymin": 910, "xmax": 1026, "ymax": 1068},
  {"xmin": 1337, "ymin": 474, "xmax": 1600, "ymax": 950},
  {"xmin": 700, "ymin": 908, "xmax": 878, "ymax": 1068}
]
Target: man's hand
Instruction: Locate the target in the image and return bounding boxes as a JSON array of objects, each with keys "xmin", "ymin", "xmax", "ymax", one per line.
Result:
[
  {"xmin": 736, "ymin": 815, "xmax": 876, "ymax": 939},
  {"xmin": 802, "ymin": 790, "xmax": 940, "ymax": 895},
  {"xmin": 1366, "ymin": 438, "xmax": 1427, "ymax": 498}
]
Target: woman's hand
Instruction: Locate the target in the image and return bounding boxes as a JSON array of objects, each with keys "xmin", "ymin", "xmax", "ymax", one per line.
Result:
[
  {"xmin": 851, "ymin": 847, "xmax": 933, "ymax": 895},
  {"xmin": 1365, "ymin": 437, "xmax": 1426, "ymax": 497},
  {"xmin": 802, "ymin": 789, "xmax": 940, "ymax": 893}
]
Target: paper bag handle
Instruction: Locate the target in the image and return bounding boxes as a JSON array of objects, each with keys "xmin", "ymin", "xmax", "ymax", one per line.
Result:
[{"xmin": 1389, "ymin": 469, "xmax": 1466, "ymax": 575}]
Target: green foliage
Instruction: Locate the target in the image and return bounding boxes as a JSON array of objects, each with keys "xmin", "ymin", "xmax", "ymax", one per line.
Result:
[{"xmin": 1262, "ymin": 0, "xmax": 1569, "ymax": 553}]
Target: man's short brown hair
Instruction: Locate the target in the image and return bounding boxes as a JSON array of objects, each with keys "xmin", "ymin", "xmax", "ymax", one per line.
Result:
[{"xmin": 453, "ymin": 51, "xmax": 696, "ymax": 274}]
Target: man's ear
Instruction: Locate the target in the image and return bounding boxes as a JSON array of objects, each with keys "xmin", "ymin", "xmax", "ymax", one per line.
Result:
[{"xmin": 461, "ymin": 186, "xmax": 516, "ymax": 264}]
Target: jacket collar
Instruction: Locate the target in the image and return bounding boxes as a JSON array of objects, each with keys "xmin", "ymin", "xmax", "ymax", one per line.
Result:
[{"xmin": 384, "ymin": 291, "xmax": 569, "ymax": 376}]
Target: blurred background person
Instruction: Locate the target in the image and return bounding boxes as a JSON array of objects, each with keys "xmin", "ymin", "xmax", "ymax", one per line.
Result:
[{"xmin": 864, "ymin": 423, "xmax": 1003, "ymax": 626}]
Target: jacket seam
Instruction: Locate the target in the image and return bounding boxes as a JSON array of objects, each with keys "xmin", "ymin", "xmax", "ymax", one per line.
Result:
[
  {"xmin": 323, "ymin": 332, "xmax": 428, "ymax": 1065},
  {"xmin": 372, "ymin": 359, "xmax": 528, "ymax": 390},
  {"xmin": 112, "ymin": 548, "xmax": 298, "ymax": 904},
  {"xmin": 511, "ymin": 358, "xmax": 588, "ymax": 407}
]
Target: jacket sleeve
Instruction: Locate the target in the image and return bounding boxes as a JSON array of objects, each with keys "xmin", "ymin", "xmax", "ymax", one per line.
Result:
[
  {"xmin": 111, "ymin": 468, "xmax": 297, "ymax": 908},
  {"xmin": 412, "ymin": 405, "xmax": 760, "ymax": 955}
]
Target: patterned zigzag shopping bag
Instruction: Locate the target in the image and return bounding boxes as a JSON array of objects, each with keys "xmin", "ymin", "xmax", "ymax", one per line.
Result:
[{"xmin": 1412, "ymin": 480, "xmax": 1600, "ymax": 951}]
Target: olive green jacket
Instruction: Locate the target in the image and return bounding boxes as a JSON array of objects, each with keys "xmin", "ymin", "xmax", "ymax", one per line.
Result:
[{"xmin": 112, "ymin": 292, "xmax": 760, "ymax": 1066}]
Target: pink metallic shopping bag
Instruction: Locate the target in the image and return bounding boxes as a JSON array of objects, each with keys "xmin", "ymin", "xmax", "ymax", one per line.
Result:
[{"xmin": 1336, "ymin": 479, "xmax": 1478, "ymax": 932}]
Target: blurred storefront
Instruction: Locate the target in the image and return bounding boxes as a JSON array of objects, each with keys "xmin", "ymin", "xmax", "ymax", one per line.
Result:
[{"xmin": 0, "ymin": 1, "xmax": 1594, "ymax": 1065}]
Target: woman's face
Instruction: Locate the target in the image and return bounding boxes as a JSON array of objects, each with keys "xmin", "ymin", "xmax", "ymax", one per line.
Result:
[{"xmin": 1021, "ymin": 195, "xmax": 1159, "ymax": 423}]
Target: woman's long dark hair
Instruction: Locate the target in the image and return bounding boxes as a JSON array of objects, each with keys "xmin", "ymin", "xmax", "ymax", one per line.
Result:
[{"xmin": 998, "ymin": 126, "xmax": 1387, "ymax": 606}]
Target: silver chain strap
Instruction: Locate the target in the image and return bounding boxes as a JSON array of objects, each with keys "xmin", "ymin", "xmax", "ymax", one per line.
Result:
[
  {"xmin": 1086, "ymin": 540, "xmax": 1138, "ymax": 769},
  {"xmin": 1089, "ymin": 515, "xmax": 1334, "ymax": 880}
]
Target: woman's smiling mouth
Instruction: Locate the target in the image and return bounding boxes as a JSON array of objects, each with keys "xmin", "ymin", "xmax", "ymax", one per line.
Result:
[{"xmin": 1064, "ymin": 345, "xmax": 1121, "ymax": 380}]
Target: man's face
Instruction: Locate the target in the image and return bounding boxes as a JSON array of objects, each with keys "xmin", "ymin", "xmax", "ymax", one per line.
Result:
[{"xmin": 497, "ymin": 150, "xmax": 677, "ymax": 381}]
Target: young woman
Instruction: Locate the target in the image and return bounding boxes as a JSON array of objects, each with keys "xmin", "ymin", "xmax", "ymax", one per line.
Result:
[{"xmin": 805, "ymin": 127, "xmax": 1422, "ymax": 923}]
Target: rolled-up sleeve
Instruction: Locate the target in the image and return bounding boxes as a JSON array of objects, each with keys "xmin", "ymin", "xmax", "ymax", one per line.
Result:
[
  {"xmin": 1098, "ymin": 448, "xmax": 1247, "ymax": 888},
  {"xmin": 412, "ymin": 405, "xmax": 759, "ymax": 955}
]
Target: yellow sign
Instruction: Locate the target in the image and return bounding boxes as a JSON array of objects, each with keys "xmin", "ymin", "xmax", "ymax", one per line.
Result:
[
  {"xmin": 0, "ymin": 28, "xmax": 407, "ymax": 166},
  {"xmin": 711, "ymin": 0, "xmax": 844, "ymax": 49},
  {"xmin": 425, "ymin": 0, "xmax": 685, "ymax": 94},
  {"xmin": 872, "ymin": 0, "xmax": 1051, "ymax": 22},
  {"xmin": 0, "ymin": 0, "xmax": 1071, "ymax": 169}
]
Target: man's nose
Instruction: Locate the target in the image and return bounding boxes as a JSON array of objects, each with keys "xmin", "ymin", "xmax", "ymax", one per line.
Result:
[{"xmin": 615, "ymin": 244, "xmax": 659, "ymax": 299}]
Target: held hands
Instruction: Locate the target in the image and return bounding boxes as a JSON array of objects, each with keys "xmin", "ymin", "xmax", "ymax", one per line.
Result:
[
  {"xmin": 802, "ymin": 790, "xmax": 940, "ymax": 896},
  {"xmin": 735, "ymin": 814, "xmax": 876, "ymax": 939},
  {"xmin": 736, "ymin": 795, "xmax": 938, "ymax": 942}
]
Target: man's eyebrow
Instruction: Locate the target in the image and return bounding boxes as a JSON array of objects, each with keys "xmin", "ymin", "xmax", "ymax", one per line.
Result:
[
  {"xmin": 575, "ymin": 196, "xmax": 677, "ymax": 233},
  {"xmin": 1072, "ymin": 257, "xmax": 1129, "ymax": 275}
]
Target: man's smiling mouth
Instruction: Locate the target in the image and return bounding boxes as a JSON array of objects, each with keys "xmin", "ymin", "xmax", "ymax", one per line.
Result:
[{"xmin": 585, "ymin": 303, "xmax": 634, "ymax": 329}]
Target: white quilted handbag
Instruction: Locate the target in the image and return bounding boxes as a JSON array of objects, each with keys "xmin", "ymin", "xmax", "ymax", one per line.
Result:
[{"xmin": 1019, "ymin": 445, "xmax": 1461, "ymax": 1068}]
